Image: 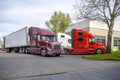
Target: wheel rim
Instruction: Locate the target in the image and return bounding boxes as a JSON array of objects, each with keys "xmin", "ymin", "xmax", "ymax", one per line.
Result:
[
  {"xmin": 96, "ymin": 49, "xmax": 102, "ymax": 54},
  {"xmin": 25, "ymin": 48, "xmax": 28, "ymax": 54},
  {"xmin": 19, "ymin": 48, "xmax": 22, "ymax": 53},
  {"xmin": 41, "ymin": 49, "xmax": 46, "ymax": 56}
]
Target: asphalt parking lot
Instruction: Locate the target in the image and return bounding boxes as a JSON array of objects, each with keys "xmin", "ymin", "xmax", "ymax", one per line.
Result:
[{"xmin": 0, "ymin": 51, "xmax": 120, "ymax": 80}]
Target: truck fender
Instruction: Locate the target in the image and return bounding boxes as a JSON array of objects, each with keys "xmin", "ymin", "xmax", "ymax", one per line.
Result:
[{"xmin": 40, "ymin": 48, "xmax": 46, "ymax": 56}]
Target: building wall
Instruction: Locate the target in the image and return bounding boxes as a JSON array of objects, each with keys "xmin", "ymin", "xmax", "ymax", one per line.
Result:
[
  {"xmin": 113, "ymin": 31, "xmax": 120, "ymax": 50},
  {"xmin": 89, "ymin": 28, "xmax": 107, "ymax": 45},
  {"xmin": 90, "ymin": 28, "xmax": 120, "ymax": 50},
  {"xmin": 66, "ymin": 20, "xmax": 120, "ymax": 50},
  {"xmin": 0, "ymin": 40, "xmax": 2, "ymax": 49},
  {"xmin": 89, "ymin": 20, "xmax": 120, "ymax": 50},
  {"xmin": 66, "ymin": 20, "xmax": 90, "ymax": 32}
]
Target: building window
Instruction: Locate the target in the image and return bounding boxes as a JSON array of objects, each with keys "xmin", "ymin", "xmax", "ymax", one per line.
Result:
[
  {"xmin": 95, "ymin": 38, "xmax": 106, "ymax": 45},
  {"xmin": 101, "ymin": 39, "xmax": 106, "ymax": 45},
  {"xmin": 114, "ymin": 37, "xmax": 120, "ymax": 46}
]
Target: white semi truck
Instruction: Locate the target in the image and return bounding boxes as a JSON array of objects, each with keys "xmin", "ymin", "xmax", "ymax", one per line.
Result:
[{"xmin": 57, "ymin": 33, "xmax": 71, "ymax": 49}]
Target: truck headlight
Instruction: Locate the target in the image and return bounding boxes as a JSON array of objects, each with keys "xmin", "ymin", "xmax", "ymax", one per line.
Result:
[{"xmin": 47, "ymin": 48, "xmax": 51, "ymax": 51}]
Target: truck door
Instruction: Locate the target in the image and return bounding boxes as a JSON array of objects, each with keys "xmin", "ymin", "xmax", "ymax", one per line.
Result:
[
  {"xmin": 30, "ymin": 35, "xmax": 37, "ymax": 47},
  {"xmin": 37, "ymin": 35, "xmax": 42, "ymax": 47},
  {"xmin": 75, "ymin": 37, "xmax": 85, "ymax": 48},
  {"xmin": 88, "ymin": 38, "xmax": 96, "ymax": 53}
]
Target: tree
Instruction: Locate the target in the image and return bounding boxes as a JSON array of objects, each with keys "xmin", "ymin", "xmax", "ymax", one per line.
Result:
[
  {"xmin": 45, "ymin": 11, "xmax": 72, "ymax": 35},
  {"xmin": 73, "ymin": 0, "xmax": 120, "ymax": 53}
]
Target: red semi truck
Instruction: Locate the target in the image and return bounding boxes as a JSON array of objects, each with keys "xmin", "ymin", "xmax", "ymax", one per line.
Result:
[
  {"xmin": 67, "ymin": 29, "xmax": 106, "ymax": 54},
  {"xmin": 4, "ymin": 27, "xmax": 62, "ymax": 56}
]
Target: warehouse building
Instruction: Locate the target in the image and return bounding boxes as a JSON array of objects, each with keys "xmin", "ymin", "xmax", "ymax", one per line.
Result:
[
  {"xmin": 0, "ymin": 40, "xmax": 3, "ymax": 50},
  {"xmin": 66, "ymin": 20, "xmax": 120, "ymax": 50}
]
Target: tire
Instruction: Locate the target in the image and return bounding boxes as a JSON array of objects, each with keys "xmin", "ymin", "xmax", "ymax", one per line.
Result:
[
  {"xmin": 25, "ymin": 48, "xmax": 29, "ymax": 54},
  {"xmin": 15, "ymin": 48, "xmax": 19, "ymax": 53},
  {"xmin": 6, "ymin": 48, "xmax": 12, "ymax": 53},
  {"xmin": 19, "ymin": 48, "xmax": 24, "ymax": 53},
  {"xmin": 96, "ymin": 49, "xmax": 102, "ymax": 54},
  {"xmin": 63, "ymin": 48, "xmax": 69, "ymax": 55},
  {"xmin": 64, "ymin": 49, "xmax": 68, "ymax": 55},
  {"xmin": 19, "ymin": 48, "xmax": 22, "ymax": 53},
  {"xmin": 41, "ymin": 49, "xmax": 46, "ymax": 56},
  {"xmin": 56, "ymin": 54, "xmax": 60, "ymax": 56},
  {"xmin": 6, "ymin": 48, "xmax": 10, "ymax": 53},
  {"xmin": 66, "ymin": 50, "xmax": 69, "ymax": 55}
]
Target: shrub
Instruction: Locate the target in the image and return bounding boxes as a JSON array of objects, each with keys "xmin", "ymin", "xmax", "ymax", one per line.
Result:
[{"xmin": 112, "ymin": 50, "xmax": 120, "ymax": 57}]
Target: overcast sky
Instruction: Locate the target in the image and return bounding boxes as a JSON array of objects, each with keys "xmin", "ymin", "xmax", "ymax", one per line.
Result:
[{"xmin": 0, "ymin": 0, "xmax": 75, "ymax": 40}]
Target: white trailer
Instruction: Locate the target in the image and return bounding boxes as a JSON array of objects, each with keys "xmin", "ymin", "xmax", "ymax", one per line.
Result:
[
  {"xmin": 4, "ymin": 27, "xmax": 30, "ymax": 52},
  {"xmin": 57, "ymin": 33, "xmax": 71, "ymax": 48}
]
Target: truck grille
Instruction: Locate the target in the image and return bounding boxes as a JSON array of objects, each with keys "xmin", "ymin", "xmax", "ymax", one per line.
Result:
[{"xmin": 54, "ymin": 45, "xmax": 60, "ymax": 50}]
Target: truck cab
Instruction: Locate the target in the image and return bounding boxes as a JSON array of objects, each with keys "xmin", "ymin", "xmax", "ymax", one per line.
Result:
[
  {"xmin": 67, "ymin": 29, "xmax": 106, "ymax": 54},
  {"xmin": 28, "ymin": 27, "xmax": 62, "ymax": 56},
  {"xmin": 57, "ymin": 33, "xmax": 71, "ymax": 48}
]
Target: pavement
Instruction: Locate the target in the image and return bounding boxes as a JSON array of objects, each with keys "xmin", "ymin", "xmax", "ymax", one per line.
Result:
[
  {"xmin": 15, "ymin": 67, "xmax": 120, "ymax": 80},
  {"xmin": 0, "ymin": 52, "xmax": 120, "ymax": 80}
]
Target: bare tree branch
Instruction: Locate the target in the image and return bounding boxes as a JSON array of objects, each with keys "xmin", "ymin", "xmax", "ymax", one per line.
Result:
[
  {"xmin": 73, "ymin": 0, "xmax": 120, "ymax": 53},
  {"xmin": 106, "ymin": 0, "xmax": 112, "ymax": 16}
]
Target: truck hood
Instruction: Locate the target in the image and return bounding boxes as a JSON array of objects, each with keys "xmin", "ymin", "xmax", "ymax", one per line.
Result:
[
  {"xmin": 47, "ymin": 41, "xmax": 60, "ymax": 45},
  {"xmin": 95, "ymin": 42, "xmax": 106, "ymax": 49}
]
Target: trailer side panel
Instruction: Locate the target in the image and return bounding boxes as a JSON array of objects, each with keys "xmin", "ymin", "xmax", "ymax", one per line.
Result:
[{"xmin": 4, "ymin": 27, "xmax": 29, "ymax": 48}]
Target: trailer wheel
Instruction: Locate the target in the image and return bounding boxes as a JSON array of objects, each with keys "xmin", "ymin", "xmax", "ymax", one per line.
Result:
[
  {"xmin": 41, "ymin": 49, "xmax": 46, "ymax": 56},
  {"xmin": 19, "ymin": 48, "xmax": 22, "ymax": 53},
  {"xmin": 19, "ymin": 48, "xmax": 24, "ymax": 53},
  {"xmin": 96, "ymin": 49, "xmax": 102, "ymax": 54},
  {"xmin": 6, "ymin": 48, "xmax": 10, "ymax": 53},
  {"xmin": 15, "ymin": 48, "xmax": 19, "ymax": 53}
]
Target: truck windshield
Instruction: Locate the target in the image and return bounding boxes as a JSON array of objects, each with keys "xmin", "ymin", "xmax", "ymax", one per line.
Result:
[
  {"xmin": 89, "ymin": 38, "xmax": 96, "ymax": 43},
  {"xmin": 42, "ymin": 36, "xmax": 56, "ymax": 41}
]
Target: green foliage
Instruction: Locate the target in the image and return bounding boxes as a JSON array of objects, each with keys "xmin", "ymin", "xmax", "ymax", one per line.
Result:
[
  {"xmin": 84, "ymin": 50, "xmax": 120, "ymax": 61},
  {"xmin": 45, "ymin": 11, "xmax": 72, "ymax": 35},
  {"xmin": 112, "ymin": 50, "xmax": 120, "ymax": 57}
]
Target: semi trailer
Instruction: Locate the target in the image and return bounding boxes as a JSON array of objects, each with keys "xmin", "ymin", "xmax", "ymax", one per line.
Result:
[{"xmin": 4, "ymin": 27, "xmax": 62, "ymax": 56}]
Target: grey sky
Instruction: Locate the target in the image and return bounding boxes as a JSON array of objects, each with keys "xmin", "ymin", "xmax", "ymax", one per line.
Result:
[{"xmin": 0, "ymin": 0, "xmax": 75, "ymax": 39}]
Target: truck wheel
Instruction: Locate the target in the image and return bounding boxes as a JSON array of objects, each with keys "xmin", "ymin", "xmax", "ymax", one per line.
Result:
[
  {"xmin": 56, "ymin": 54, "xmax": 60, "ymax": 56},
  {"xmin": 96, "ymin": 49, "xmax": 102, "ymax": 54},
  {"xmin": 15, "ymin": 48, "xmax": 19, "ymax": 53},
  {"xmin": 6, "ymin": 49, "xmax": 10, "ymax": 53},
  {"xmin": 66, "ymin": 50, "xmax": 70, "ymax": 55},
  {"xmin": 25, "ymin": 48, "xmax": 29, "ymax": 54},
  {"xmin": 65, "ymin": 49, "xmax": 69, "ymax": 55},
  {"xmin": 19, "ymin": 48, "xmax": 24, "ymax": 53},
  {"xmin": 19, "ymin": 48, "xmax": 22, "ymax": 53},
  {"xmin": 41, "ymin": 49, "xmax": 46, "ymax": 56},
  {"xmin": 64, "ymin": 49, "xmax": 68, "ymax": 55}
]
